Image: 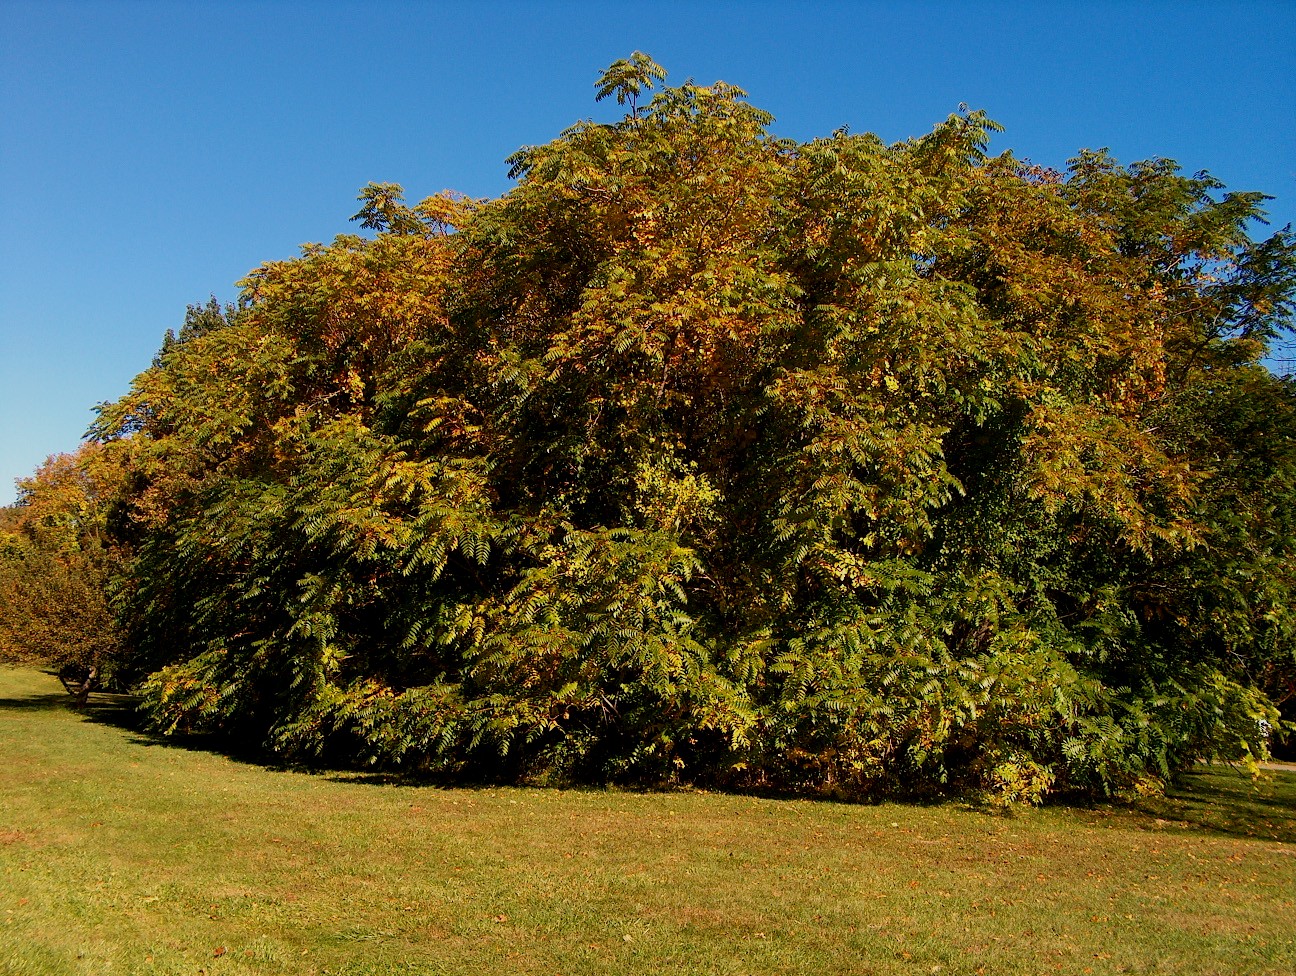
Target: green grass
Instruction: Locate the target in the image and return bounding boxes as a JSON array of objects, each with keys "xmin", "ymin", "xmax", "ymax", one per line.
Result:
[{"xmin": 2, "ymin": 665, "xmax": 1294, "ymax": 975}]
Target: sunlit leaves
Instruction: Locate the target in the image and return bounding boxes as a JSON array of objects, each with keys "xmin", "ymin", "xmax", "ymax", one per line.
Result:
[{"xmin": 34, "ymin": 54, "xmax": 1290, "ymax": 799}]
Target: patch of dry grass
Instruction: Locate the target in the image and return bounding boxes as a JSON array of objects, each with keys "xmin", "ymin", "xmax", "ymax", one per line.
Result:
[{"xmin": 2, "ymin": 665, "xmax": 1293, "ymax": 975}]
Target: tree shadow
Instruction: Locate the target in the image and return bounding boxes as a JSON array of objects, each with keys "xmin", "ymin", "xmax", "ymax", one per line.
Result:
[
  {"xmin": 78, "ymin": 690, "xmax": 140, "ymax": 727},
  {"xmin": 1, "ymin": 680, "xmax": 372, "ymax": 776},
  {"xmin": 1127, "ymin": 766, "xmax": 1296, "ymax": 845},
  {"xmin": 0, "ymin": 692, "xmax": 73, "ymax": 711},
  {"xmin": 0, "ymin": 671, "xmax": 141, "ymax": 721},
  {"xmin": 57, "ymin": 687, "xmax": 299, "ymax": 772},
  {"xmin": 7, "ymin": 672, "xmax": 1294, "ymax": 839}
]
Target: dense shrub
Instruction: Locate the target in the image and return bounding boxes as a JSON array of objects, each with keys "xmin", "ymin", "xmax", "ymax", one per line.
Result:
[{"xmin": 11, "ymin": 56, "xmax": 1294, "ymax": 800}]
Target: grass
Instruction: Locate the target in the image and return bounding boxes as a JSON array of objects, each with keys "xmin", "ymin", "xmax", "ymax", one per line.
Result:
[{"xmin": 1, "ymin": 665, "xmax": 1294, "ymax": 976}]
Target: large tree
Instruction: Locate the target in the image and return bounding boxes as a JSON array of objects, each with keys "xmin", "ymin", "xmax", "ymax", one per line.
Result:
[{"xmin": 21, "ymin": 54, "xmax": 1290, "ymax": 799}]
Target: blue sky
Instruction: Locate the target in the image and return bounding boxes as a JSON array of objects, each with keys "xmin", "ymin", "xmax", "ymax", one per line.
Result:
[{"xmin": 2, "ymin": 0, "xmax": 1293, "ymax": 505}]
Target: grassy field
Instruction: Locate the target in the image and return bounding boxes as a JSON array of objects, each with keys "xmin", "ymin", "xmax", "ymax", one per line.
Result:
[{"xmin": 2, "ymin": 665, "xmax": 1294, "ymax": 975}]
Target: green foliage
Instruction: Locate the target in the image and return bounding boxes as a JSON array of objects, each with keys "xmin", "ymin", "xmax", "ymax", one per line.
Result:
[
  {"xmin": 22, "ymin": 54, "xmax": 1293, "ymax": 800},
  {"xmin": 593, "ymin": 50, "xmax": 666, "ymax": 117}
]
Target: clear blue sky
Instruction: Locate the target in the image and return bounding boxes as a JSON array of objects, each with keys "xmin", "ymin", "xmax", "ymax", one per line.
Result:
[{"xmin": 2, "ymin": 0, "xmax": 1293, "ymax": 505}]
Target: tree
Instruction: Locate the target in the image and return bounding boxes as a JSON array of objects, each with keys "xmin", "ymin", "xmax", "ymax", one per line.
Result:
[
  {"xmin": 0, "ymin": 443, "xmax": 130, "ymax": 701},
  {"xmin": 67, "ymin": 55, "xmax": 1296, "ymax": 798}
]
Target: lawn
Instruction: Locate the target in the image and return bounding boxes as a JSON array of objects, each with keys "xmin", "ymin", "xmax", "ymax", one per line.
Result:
[{"xmin": 1, "ymin": 664, "xmax": 1293, "ymax": 975}]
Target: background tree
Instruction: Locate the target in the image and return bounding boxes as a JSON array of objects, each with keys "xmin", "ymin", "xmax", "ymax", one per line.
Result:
[{"xmin": 0, "ymin": 443, "xmax": 130, "ymax": 701}]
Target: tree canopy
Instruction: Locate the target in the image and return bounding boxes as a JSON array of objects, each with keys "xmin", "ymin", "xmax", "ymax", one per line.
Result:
[{"xmin": 6, "ymin": 55, "xmax": 1295, "ymax": 801}]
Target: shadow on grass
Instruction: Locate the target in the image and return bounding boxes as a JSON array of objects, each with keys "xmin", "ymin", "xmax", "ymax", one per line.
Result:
[
  {"xmin": 0, "ymin": 671, "xmax": 143, "ymax": 723},
  {"xmin": 79, "ymin": 691, "xmax": 140, "ymax": 726},
  {"xmin": 0, "ymin": 692, "xmax": 74, "ymax": 711},
  {"xmin": 1126, "ymin": 767, "xmax": 1296, "ymax": 845},
  {"xmin": 7, "ymin": 672, "xmax": 1294, "ymax": 840},
  {"xmin": 55, "ymin": 687, "xmax": 303, "ymax": 773}
]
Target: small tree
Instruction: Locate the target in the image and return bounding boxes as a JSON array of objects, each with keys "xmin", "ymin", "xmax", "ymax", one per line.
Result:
[{"xmin": 0, "ymin": 443, "xmax": 130, "ymax": 701}]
